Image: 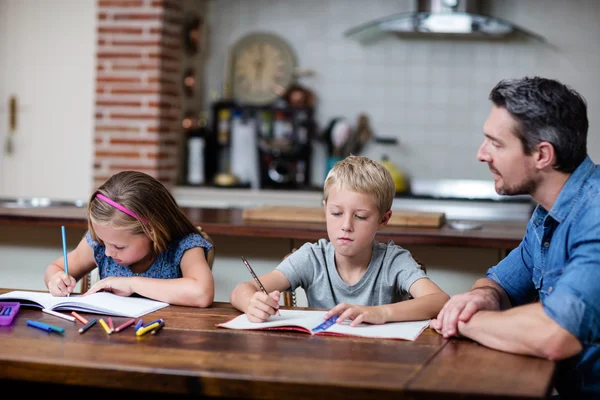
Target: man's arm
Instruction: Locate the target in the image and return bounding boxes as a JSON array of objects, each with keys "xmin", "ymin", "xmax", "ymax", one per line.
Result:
[
  {"xmin": 458, "ymin": 302, "xmax": 583, "ymax": 360},
  {"xmin": 431, "ymin": 278, "xmax": 511, "ymax": 337}
]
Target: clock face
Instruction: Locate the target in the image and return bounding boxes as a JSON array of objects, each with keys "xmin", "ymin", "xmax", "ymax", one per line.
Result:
[{"xmin": 229, "ymin": 33, "xmax": 297, "ymax": 105}]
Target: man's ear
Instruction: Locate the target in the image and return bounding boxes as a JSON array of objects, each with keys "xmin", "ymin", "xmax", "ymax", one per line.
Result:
[
  {"xmin": 322, "ymin": 199, "xmax": 326, "ymax": 209},
  {"xmin": 380, "ymin": 210, "xmax": 392, "ymax": 226},
  {"xmin": 535, "ymin": 142, "xmax": 555, "ymax": 170}
]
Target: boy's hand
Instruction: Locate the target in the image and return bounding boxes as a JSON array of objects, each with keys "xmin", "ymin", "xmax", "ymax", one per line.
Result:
[
  {"xmin": 85, "ymin": 276, "xmax": 134, "ymax": 297},
  {"xmin": 48, "ymin": 271, "xmax": 76, "ymax": 297},
  {"xmin": 325, "ymin": 303, "xmax": 387, "ymax": 327},
  {"xmin": 247, "ymin": 290, "xmax": 280, "ymax": 323}
]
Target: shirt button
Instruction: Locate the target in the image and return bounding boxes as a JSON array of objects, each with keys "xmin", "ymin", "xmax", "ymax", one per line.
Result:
[
  {"xmin": 544, "ymin": 242, "xmax": 550, "ymax": 247},
  {"xmin": 548, "ymin": 286, "xmax": 553, "ymax": 293}
]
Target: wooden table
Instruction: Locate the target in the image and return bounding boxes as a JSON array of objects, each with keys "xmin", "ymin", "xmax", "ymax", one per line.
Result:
[{"xmin": 0, "ymin": 293, "xmax": 555, "ymax": 399}]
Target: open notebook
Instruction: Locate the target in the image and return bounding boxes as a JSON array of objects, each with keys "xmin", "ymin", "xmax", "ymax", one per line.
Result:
[
  {"xmin": 217, "ymin": 309, "xmax": 431, "ymax": 341},
  {"xmin": 0, "ymin": 290, "xmax": 169, "ymax": 318}
]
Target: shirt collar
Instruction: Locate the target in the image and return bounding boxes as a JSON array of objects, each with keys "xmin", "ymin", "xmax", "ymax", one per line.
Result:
[{"xmin": 547, "ymin": 156, "xmax": 596, "ymax": 223}]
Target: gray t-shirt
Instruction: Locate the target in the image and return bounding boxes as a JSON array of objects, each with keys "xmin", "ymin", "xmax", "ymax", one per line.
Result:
[{"xmin": 276, "ymin": 239, "xmax": 427, "ymax": 309}]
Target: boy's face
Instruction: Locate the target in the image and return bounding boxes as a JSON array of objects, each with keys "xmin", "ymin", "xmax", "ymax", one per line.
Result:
[{"xmin": 323, "ymin": 186, "xmax": 391, "ymax": 258}]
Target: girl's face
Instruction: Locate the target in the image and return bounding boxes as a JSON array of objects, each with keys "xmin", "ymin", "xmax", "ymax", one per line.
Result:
[{"xmin": 92, "ymin": 223, "xmax": 153, "ymax": 267}]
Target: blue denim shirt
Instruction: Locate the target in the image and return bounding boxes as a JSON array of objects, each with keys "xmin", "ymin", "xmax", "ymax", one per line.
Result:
[{"xmin": 486, "ymin": 156, "xmax": 600, "ymax": 399}]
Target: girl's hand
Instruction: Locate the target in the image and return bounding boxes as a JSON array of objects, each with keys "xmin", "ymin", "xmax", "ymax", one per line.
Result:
[
  {"xmin": 325, "ymin": 303, "xmax": 387, "ymax": 327},
  {"xmin": 247, "ymin": 290, "xmax": 280, "ymax": 323},
  {"xmin": 86, "ymin": 276, "xmax": 134, "ymax": 297},
  {"xmin": 48, "ymin": 271, "xmax": 76, "ymax": 297}
]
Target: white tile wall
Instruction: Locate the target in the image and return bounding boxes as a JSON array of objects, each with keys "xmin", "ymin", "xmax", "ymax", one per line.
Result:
[{"xmin": 202, "ymin": 0, "xmax": 600, "ymax": 185}]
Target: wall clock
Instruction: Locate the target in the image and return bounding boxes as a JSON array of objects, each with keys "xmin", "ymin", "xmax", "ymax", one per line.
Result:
[{"xmin": 228, "ymin": 32, "xmax": 297, "ymax": 105}]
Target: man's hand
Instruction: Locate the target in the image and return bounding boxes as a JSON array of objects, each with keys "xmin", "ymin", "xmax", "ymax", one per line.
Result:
[
  {"xmin": 85, "ymin": 276, "xmax": 135, "ymax": 297},
  {"xmin": 246, "ymin": 290, "xmax": 280, "ymax": 323},
  {"xmin": 325, "ymin": 303, "xmax": 387, "ymax": 327},
  {"xmin": 430, "ymin": 287, "xmax": 501, "ymax": 338}
]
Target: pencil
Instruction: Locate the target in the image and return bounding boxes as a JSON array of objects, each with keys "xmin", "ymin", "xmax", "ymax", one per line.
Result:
[
  {"xmin": 151, "ymin": 320, "xmax": 165, "ymax": 335},
  {"xmin": 241, "ymin": 256, "xmax": 280, "ymax": 316},
  {"xmin": 114, "ymin": 318, "xmax": 136, "ymax": 333},
  {"xmin": 78, "ymin": 318, "xmax": 97, "ymax": 334},
  {"xmin": 99, "ymin": 318, "xmax": 112, "ymax": 335},
  {"xmin": 107, "ymin": 317, "xmax": 114, "ymax": 332},
  {"xmin": 61, "ymin": 225, "xmax": 70, "ymax": 297},
  {"xmin": 136, "ymin": 322, "xmax": 160, "ymax": 337},
  {"xmin": 71, "ymin": 311, "xmax": 89, "ymax": 325},
  {"xmin": 42, "ymin": 308, "xmax": 76, "ymax": 322}
]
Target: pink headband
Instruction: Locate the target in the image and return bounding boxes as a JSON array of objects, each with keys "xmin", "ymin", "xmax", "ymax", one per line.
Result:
[{"xmin": 96, "ymin": 193, "xmax": 148, "ymax": 224}]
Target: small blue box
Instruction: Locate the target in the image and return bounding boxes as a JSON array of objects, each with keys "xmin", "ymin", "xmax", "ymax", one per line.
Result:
[{"xmin": 0, "ymin": 302, "xmax": 20, "ymax": 326}]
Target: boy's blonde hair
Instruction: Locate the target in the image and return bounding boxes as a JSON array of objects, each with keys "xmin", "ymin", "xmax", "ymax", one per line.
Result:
[
  {"xmin": 323, "ymin": 155, "xmax": 395, "ymax": 216},
  {"xmin": 87, "ymin": 171, "xmax": 200, "ymax": 257}
]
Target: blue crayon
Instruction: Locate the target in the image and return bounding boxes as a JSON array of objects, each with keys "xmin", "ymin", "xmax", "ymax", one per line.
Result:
[{"xmin": 134, "ymin": 319, "xmax": 143, "ymax": 331}]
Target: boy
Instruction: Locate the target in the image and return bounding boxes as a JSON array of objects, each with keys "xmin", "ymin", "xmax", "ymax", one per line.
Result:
[{"xmin": 230, "ymin": 155, "xmax": 449, "ymax": 325}]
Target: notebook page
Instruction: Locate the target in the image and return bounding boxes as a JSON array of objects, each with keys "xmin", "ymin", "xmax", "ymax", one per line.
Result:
[
  {"xmin": 0, "ymin": 290, "xmax": 63, "ymax": 309},
  {"xmin": 324, "ymin": 319, "xmax": 431, "ymax": 341},
  {"xmin": 219, "ymin": 309, "xmax": 329, "ymax": 331},
  {"xmin": 55, "ymin": 292, "xmax": 169, "ymax": 318}
]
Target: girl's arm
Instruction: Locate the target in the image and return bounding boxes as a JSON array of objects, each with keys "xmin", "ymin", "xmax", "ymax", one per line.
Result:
[
  {"xmin": 326, "ymin": 278, "xmax": 450, "ymax": 326},
  {"xmin": 44, "ymin": 236, "xmax": 98, "ymax": 296},
  {"xmin": 127, "ymin": 246, "xmax": 214, "ymax": 307}
]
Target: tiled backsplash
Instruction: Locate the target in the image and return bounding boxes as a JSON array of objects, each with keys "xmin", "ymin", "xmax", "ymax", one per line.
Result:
[{"xmin": 202, "ymin": 0, "xmax": 600, "ymax": 186}]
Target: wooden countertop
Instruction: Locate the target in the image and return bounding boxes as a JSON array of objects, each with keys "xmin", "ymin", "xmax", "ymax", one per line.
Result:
[
  {"xmin": 0, "ymin": 206, "xmax": 527, "ymax": 249},
  {"xmin": 0, "ymin": 288, "xmax": 555, "ymax": 399}
]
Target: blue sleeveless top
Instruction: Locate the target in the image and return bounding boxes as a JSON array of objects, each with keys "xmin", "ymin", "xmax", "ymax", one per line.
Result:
[{"xmin": 85, "ymin": 232, "xmax": 212, "ymax": 279}]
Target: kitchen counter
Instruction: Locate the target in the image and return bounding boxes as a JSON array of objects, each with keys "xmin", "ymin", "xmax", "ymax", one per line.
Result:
[{"xmin": 0, "ymin": 205, "xmax": 526, "ymax": 250}]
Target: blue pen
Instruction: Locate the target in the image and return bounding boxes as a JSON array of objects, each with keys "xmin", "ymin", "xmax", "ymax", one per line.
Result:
[
  {"xmin": 27, "ymin": 320, "xmax": 53, "ymax": 332},
  {"xmin": 61, "ymin": 226, "xmax": 70, "ymax": 297},
  {"xmin": 28, "ymin": 320, "xmax": 65, "ymax": 334}
]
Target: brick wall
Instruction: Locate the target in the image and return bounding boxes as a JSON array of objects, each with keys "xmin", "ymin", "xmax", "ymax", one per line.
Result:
[{"xmin": 94, "ymin": 0, "xmax": 183, "ymax": 189}]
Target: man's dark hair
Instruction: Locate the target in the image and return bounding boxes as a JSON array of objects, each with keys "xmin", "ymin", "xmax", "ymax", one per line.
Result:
[{"xmin": 489, "ymin": 77, "xmax": 588, "ymax": 173}]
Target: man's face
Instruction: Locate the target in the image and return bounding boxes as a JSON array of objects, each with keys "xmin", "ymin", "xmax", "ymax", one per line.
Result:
[{"xmin": 477, "ymin": 106, "xmax": 539, "ymax": 196}]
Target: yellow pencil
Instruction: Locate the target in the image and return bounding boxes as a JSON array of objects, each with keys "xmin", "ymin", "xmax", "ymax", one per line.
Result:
[
  {"xmin": 135, "ymin": 322, "xmax": 159, "ymax": 337},
  {"xmin": 99, "ymin": 318, "xmax": 112, "ymax": 335}
]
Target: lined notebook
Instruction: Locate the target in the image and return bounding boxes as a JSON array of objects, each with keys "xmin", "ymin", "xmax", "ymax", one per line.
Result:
[
  {"xmin": 217, "ymin": 309, "xmax": 430, "ymax": 341},
  {"xmin": 0, "ymin": 290, "xmax": 169, "ymax": 318}
]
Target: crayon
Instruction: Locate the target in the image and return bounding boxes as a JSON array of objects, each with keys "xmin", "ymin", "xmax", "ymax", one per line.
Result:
[
  {"xmin": 78, "ymin": 318, "xmax": 98, "ymax": 334},
  {"xmin": 71, "ymin": 311, "xmax": 89, "ymax": 325},
  {"xmin": 136, "ymin": 322, "xmax": 160, "ymax": 337},
  {"xmin": 114, "ymin": 318, "xmax": 136, "ymax": 333},
  {"xmin": 151, "ymin": 320, "xmax": 165, "ymax": 335},
  {"xmin": 99, "ymin": 318, "xmax": 112, "ymax": 335},
  {"xmin": 43, "ymin": 308, "xmax": 76, "ymax": 322}
]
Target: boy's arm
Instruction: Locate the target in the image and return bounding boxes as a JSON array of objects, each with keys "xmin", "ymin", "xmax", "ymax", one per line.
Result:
[
  {"xmin": 230, "ymin": 270, "xmax": 291, "ymax": 314},
  {"xmin": 326, "ymin": 277, "xmax": 450, "ymax": 326},
  {"xmin": 44, "ymin": 236, "xmax": 97, "ymax": 296}
]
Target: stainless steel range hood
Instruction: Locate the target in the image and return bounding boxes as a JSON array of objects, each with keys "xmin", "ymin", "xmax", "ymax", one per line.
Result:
[{"xmin": 344, "ymin": 0, "xmax": 546, "ymax": 44}]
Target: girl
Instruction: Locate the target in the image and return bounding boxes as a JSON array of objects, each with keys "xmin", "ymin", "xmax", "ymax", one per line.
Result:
[{"xmin": 44, "ymin": 171, "xmax": 214, "ymax": 307}]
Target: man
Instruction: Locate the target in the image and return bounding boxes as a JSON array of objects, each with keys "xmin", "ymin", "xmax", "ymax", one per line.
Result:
[{"xmin": 431, "ymin": 76, "xmax": 600, "ymax": 399}]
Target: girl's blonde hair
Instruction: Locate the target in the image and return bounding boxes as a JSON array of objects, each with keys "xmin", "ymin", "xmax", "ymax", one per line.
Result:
[
  {"xmin": 87, "ymin": 171, "xmax": 199, "ymax": 257},
  {"xmin": 323, "ymin": 155, "xmax": 395, "ymax": 217}
]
